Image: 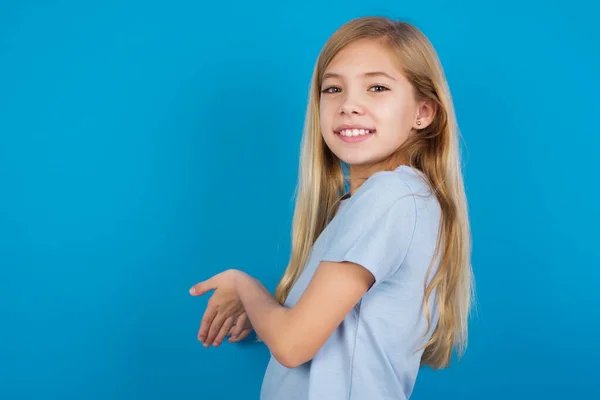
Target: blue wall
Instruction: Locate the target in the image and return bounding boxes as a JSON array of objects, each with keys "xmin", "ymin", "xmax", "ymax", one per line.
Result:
[{"xmin": 1, "ymin": 1, "xmax": 598, "ymax": 398}]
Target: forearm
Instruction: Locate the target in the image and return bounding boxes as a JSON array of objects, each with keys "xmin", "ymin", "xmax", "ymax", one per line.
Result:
[{"xmin": 235, "ymin": 271, "xmax": 295, "ymax": 365}]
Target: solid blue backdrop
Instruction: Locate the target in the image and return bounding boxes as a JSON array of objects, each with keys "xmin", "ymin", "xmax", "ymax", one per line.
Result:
[{"xmin": 1, "ymin": 0, "xmax": 598, "ymax": 399}]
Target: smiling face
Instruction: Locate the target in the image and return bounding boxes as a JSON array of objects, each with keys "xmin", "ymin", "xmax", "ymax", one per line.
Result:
[{"xmin": 319, "ymin": 38, "xmax": 428, "ymax": 177}]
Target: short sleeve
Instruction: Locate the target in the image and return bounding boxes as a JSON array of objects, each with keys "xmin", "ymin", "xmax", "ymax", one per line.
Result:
[{"xmin": 320, "ymin": 172, "xmax": 417, "ymax": 290}]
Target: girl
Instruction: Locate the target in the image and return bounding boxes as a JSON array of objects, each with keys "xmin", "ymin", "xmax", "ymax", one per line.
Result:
[{"xmin": 189, "ymin": 16, "xmax": 474, "ymax": 400}]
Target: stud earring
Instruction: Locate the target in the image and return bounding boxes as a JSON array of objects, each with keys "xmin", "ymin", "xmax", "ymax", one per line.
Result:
[{"xmin": 416, "ymin": 120, "xmax": 422, "ymax": 126}]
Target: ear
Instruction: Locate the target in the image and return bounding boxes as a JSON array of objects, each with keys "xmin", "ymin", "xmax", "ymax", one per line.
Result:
[{"xmin": 413, "ymin": 99, "xmax": 436, "ymax": 130}]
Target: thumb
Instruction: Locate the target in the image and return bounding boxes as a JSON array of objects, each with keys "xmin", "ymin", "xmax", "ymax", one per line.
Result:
[{"xmin": 189, "ymin": 278, "xmax": 216, "ymax": 296}]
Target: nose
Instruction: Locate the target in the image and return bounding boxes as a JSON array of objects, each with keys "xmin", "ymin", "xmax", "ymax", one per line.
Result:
[{"xmin": 339, "ymin": 93, "xmax": 364, "ymax": 115}]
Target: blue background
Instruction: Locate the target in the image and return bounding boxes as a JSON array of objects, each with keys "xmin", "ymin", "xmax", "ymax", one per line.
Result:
[{"xmin": 1, "ymin": 0, "xmax": 598, "ymax": 399}]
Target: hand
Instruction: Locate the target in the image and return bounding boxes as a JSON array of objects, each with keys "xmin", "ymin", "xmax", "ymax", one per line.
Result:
[
  {"xmin": 226, "ymin": 311, "xmax": 253, "ymax": 343},
  {"xmin": 189, "ymin": 269, "xmax": 253, "ymax": 347}
]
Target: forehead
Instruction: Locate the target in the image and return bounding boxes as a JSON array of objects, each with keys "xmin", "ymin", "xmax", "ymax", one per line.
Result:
[{"xmin": 324, "ymin": 39, "xmax": 401, "ymax": 78}]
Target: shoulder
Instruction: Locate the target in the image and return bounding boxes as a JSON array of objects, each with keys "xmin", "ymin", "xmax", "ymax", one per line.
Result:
[
  {"xmin": 333, "ymin": 167, "xmax": 424, "ymax": 228},
  {"xmin": 354, "ymin": 165, "xmax": 434, "ymax": 204}
]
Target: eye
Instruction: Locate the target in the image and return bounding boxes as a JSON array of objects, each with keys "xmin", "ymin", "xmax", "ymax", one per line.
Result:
[
  {"xmin": 369, "ymin": 85, "xmax": 389, "ymax": 92},
  {"xmin": 321, "ymin": 86, "xmax": 341, "ymax": 94}
]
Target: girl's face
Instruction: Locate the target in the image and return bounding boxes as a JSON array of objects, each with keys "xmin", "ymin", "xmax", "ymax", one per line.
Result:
[{"xmin": 319, "ymin": 39, "xmax": 430, "ymax": 171}]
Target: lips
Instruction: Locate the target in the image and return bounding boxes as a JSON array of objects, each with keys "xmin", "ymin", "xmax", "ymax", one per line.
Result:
[
  {"xmin": 337, "ymin": 128, "xmax": 375, "ymax": 137},
  {"xmin": 334, "ymin": 124, "xmax": 376, "ymax": 134},
  {"xmin": 335, "ymin": 129, "xmax": 374, "ymax": 143}
]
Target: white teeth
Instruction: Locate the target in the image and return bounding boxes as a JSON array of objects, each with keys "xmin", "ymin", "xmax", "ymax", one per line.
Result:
[{"xmin": 339, "ymin": 128, "xmax": 373, "ymax": 137}]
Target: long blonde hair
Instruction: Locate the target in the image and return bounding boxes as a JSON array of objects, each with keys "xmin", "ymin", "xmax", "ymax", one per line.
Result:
[{"xmin": 273, "ymin": 16, "xmax": 474, "ymax": 369}]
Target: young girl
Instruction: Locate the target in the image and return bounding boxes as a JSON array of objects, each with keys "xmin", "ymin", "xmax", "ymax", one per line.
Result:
[{"xmin": 189, "ymin": 16, "xmax": 474, "ymax": 400}]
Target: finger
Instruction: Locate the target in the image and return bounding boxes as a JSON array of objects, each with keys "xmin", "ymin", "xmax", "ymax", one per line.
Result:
[
  {"xmin": 228, "ymin": 324, "xmax": 236, "ymax": 336},
  {"xmin": 213, "ymin": 316, "xmax": 235, "ymax": 347},
  {"xmin": 198, "ymin": 305, "xmax": 218, "ymax": 343},
  {"xmin": 189, "ymin": 277, "xmax": 216, "ymax": 296},
  {"xmin": 238, "ymin": 328, "xmax": 252, "ymax": 340},
  {"xmin": 205, "ymin": 313, "xmax": 227, "ymax": 345},
  {"xmin": 229, "ymin": 328, "xmax": 252, "ymax": 343},
  {"xmin": 231, "ymin": 313, "xmax": 248, "ymax": 338}
]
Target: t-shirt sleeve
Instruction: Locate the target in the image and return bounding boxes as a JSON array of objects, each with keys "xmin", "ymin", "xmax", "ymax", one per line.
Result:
[{"xmin": 320, "ymin": 172, "xmax": 418, "ymax": 290}]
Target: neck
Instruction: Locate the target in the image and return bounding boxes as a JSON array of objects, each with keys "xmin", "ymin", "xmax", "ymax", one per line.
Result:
[
  {"xmin": 348, "ymin": 158, "xmax": 409, "ymax": 195},
  {"xmin": 348, "ymin": 165, "xmax": 376, "ymax": 195}
]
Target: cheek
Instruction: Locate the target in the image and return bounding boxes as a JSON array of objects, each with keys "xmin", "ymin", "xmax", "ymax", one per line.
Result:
[
  {"xmin": 376, "ymin": 99, "xmax": 413, "ymax": 130},
  {"xmin": 319, "ymin": 101, "xmax": 336, "ymax": 130}
]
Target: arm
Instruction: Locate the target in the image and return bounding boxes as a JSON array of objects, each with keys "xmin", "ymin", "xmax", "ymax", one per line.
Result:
[
  {"xmin": 191, "ymin": 174, "xmax": 416, "ymax": 364},
  {"xmin": 236, "ymin": 261, "xmax": 374, "ymax": 368}
]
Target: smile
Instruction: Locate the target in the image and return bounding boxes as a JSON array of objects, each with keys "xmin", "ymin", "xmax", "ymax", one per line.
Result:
[{"xmin": 336, "ymin": 128, "xmax": 375, "ymax": 143}]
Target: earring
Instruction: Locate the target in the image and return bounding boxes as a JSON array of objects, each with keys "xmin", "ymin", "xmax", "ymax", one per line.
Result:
[{"xmin": 416, "ymin": 120, "xmax": 422, "ymax": 126}]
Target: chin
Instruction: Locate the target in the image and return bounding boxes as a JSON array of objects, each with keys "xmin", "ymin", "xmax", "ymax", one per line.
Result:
[
  {"xmin": 337, "ymin": 150, "xmax": 397, "ymax": 170},
  {"xmin": 337, "ymin": 154, "xmax": 377, "ymax": 167}
]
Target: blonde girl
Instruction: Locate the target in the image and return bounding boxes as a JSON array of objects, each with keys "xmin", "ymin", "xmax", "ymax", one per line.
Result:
[{"xmin": 190, "ymin": 15, "xmax": 474, "ymax": 400}]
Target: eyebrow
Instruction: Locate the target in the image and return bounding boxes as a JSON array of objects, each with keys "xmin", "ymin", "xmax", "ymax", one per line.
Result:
[{"xmin": 321, "ymin": 71, "xmax": 397, "ymax": 81}]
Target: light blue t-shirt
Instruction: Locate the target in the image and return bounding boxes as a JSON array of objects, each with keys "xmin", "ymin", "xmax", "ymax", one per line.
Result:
[{"xmin": 260, "ymin": 165, "xmax": 442, "ymax": 400}]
